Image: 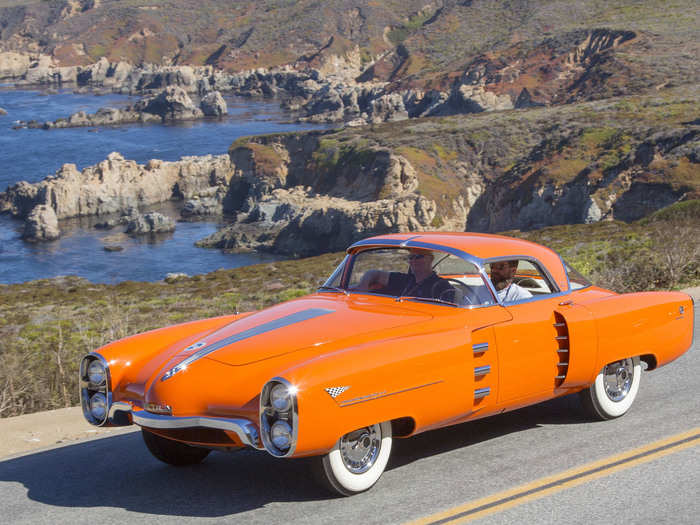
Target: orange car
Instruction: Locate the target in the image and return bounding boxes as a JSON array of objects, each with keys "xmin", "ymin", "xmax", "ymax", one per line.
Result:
[{"xmin": 80, "ymin": 233, "xmax": 694, "ymax": 495}]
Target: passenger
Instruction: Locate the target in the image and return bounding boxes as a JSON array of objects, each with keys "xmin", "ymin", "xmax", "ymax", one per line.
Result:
[
  {"xmin": 490, "ymin": 260, "xmax": 532, "ymax": 302},
  {"xmin": 358, "ymin": 249, "xmax": 455, "ymax": 300}
]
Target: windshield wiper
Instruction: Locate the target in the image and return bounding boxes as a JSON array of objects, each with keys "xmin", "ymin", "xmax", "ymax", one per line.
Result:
[
  {"xmin": 397, "ymin": 295, "xmax": 458, "ymax": 306},
  {"xmin": 317, "ymin": 285, "xmax": 349, "ymax": 295}
]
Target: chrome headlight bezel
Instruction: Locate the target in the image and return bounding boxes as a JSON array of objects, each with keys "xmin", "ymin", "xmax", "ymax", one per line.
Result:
[
  {"xmin": 80, "ymin": 353, "xmax": 112, "ymax": 426},
  {"xmin": 260, "ymin": 377, "xmax": 298, "ymax": 457}
]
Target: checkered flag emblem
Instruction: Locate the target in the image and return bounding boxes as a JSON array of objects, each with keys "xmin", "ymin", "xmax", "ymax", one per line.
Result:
[{"xmin": 325, "ymin": 386, "xmax": 350, "ymax": 398}]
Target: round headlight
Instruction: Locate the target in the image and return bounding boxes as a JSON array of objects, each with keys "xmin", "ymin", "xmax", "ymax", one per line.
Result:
[
  {"xmin": 90, "ymin": 392, "xmax": 107, "ymax": 421},
  {"xmin": 270, "ymin": 420, "xmax": 292, "ymax": 450},
  {"xmin": 87, "ymin": 360, "xmax": 106, "ymax": 385},
  {"xmin": 270, "ymin": 383, "xmax": 291, "ymax": 412}
]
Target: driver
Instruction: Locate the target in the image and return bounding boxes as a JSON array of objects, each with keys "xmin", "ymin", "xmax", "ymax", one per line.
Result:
[{"xmin": 358, "ymin": 249, "xmax": 455, "ymax": 300}]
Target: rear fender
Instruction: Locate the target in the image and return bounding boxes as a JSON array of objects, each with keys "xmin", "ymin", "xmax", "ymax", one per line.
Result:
[{"xmin": 581, "ymin": 292, "xmax": 693, "ymax": 371}]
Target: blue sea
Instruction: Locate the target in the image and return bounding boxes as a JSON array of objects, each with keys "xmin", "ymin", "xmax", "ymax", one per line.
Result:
[{"xmin": 0, "ymin": 86, "xmax": 329, "ymax": 284}]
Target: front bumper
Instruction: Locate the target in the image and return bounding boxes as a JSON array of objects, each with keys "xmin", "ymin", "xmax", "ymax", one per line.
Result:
[{"xmin": 110, "ymin": 402, "xmax": 262, "ymax": 449}]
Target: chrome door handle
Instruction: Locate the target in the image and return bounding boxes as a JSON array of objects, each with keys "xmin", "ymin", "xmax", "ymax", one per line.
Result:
[{"xmin": 558, "ymin": 300, "xmax": 573, "ymax": 306}]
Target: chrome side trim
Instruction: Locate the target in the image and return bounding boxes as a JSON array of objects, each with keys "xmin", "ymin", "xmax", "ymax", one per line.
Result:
[
  {"xmin": 555, "ymin": 335, "xmax": 569, "ymax": 340},
  {"xmin": 337, "ymin": 381, "xmax": 443, "ymax": 407},
  {"xmin": 473, "ymin": 342, "xmax": 489, "ymax": 354},
  {"xmin": 162, "ymin": 308, "xmax": 334, "ymax": 381},
  {"xmin": 474, "ymin": 387, "xmax": 490, "ymax": 399},
  {"xmin": 474, "ymin": 365, "xmax": 491, "ymax": 377},
  {"xmin": 555, "ymin": 375, "xmax": 566, "ymax": 379},
  {"xmin": 132, "ymin": 410, "xmax": 262, "ymax": 449},
  {"xmin": 557, "ymin": 348, "xmax": 569, "ymax": 353},
  {"xmin": 553, "ymin": 323, "xmax": 566, "ymax": 327}
]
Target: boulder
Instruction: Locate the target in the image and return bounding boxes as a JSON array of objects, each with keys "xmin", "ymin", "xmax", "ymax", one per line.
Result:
[
  {"xmin": 125, "ymin": 212, "xmax": 176, "ymax": 235},
  {"xmin": 181, "ymin": 197, "xmax": 221, "ymax": 217},
  {"xmin": 0, "ymin": 108, "xmax": 6, "ymax": 115},
  {"xmin": 164, "ymin": 272, "xmax": 189, "ymax": 283},
  {"xmin": 132, "ymin": 86, "xmax": 204, "ymax": 120},
  {"xmin": 200, "ymin": 91, "xmax": 227, "ymax": 117},
  {"xmin": 22, "ymin": 205, "xmax": 60, "ymax": 241}
]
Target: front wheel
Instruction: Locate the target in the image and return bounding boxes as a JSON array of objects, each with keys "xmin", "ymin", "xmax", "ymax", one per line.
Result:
[
  {"xmin": 315, "ymin": 422, "xmax": 392, "ymax": 496},
  {"xmin": 142, "ymin": 429, "xmax": 211, "ymax": 466},
  {"xmin": 579, "ymin": 356, "xmax": 641, "ymax": 420}
]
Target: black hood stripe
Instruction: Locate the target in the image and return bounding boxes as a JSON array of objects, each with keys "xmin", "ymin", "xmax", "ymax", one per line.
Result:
[{"xmin": 161, "ymin": 308, "xmax": 334, "ymax": 381}]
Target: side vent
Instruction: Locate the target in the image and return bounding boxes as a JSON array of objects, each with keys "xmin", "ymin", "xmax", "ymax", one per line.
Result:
[
  {"xmin": 553, "ymin": 313, "xmax": 569, "ymax": 386},
  {"xmin": 474, "ymin": 387, "xmax": 490, "ymax": 400}
]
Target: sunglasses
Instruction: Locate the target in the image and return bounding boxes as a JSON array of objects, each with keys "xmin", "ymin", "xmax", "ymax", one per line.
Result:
[{"xmin": 408, "ymin": 254, "xmax": 426, "ymax": 261}]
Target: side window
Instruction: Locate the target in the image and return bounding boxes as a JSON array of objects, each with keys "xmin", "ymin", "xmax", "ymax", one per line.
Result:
[
  {"xmin": 433, "ymin": 254, "xmax": 496, "ymax": 306},
  {"xmin": 485, "ymin": 258, "xmax": 554, "ymax": 303},
  {"xmin": 563, "ymin": 260, "xmax": 592, "ymax": 290}
]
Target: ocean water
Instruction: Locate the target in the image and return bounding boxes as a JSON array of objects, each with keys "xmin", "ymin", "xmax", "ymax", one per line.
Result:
[{"xmin": 0, "ymin": 87, "xmax": 329, "ymax": 284}]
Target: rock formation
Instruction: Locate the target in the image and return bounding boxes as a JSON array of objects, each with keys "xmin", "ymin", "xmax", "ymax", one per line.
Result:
[
  {"xmin": 22, "ymin": 205, "xmax": 60, "ymax": 241},
  {"xmin": 22, "ymin": 87, "xmax": 227, "ymax": 129},
  {"xmin": 0, "ymin": 107, "xmax": 6, "ymax": 115},
  {"xmin": 126, "ymin": 212, "xmax": 176, "ymax": 235},
  {"xmin": 0, "ymin": 152, "xmax": 234, "ymax": 239}
]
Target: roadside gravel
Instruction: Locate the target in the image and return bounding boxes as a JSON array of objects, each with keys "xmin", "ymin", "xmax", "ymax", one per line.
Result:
[{"xmin": 1, "ymin": 287, "xmax": 697, "ymax": 461}]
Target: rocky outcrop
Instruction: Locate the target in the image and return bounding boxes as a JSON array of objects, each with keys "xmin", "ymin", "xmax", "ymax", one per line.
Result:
[
  {"xmin": 0, "ymin": 107, "xmax": 6, "ymax": 115},
  {"xmin": 200, "ymin": 91, "xmax": 227, "ymax": 117},
  {"xmin": 22, "ymin": 205, "xmax": 60, "ymax": 241},
  {"xmin": 125, "ymin": 212, "xmax": 176, "ymax": 235},
  {"xmin": 0, "ymin": 152, "xmax": 233, "ymax": 239},
  {"xmin": 195, "ymin": 187, "xmax": 454, "ymax": 256},
  {"xmin": 467, "ymin": 128, "xmax": 699, "ymax": 232},
  {"xmin": 22, "ymin": 87, "xmax": 227, "ymax": 128}
]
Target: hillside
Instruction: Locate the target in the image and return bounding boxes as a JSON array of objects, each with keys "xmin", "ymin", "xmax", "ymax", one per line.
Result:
[{"xmin": 1, "ymin": 0, "xmax": 698, "ymax": 102}]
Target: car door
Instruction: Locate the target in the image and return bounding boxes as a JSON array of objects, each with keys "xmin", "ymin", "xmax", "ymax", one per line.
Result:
[{"xmin": 485, "ymin": 258, "xmax": 571, "ymax": 406}]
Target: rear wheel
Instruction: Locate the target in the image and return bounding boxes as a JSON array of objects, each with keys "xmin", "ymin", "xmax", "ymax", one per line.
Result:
[
  {"xmin": 315, "ymin": 422, "xmax": 392, "ymax": 496},
  {"xmin": 580, "ymin": 356, "xmax": 641, "ymax": 420},
  {"xmin": 141, "ymin": 429, "xmax": 210, "ymax": 466}
]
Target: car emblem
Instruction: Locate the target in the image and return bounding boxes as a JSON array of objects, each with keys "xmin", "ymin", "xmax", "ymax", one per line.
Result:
[{"xmin": 325, "ymin": 386, "xmax": 350, "ymax": 398}]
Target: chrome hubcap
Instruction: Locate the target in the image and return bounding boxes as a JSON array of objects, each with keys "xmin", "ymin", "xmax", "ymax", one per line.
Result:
[
  {"xmin": 339, "ymin": 424, "xmax": 382, "ymax": 474},
  {"xmin": 603, "ymin": 358, "xmax": 634, "ymax": 402}
]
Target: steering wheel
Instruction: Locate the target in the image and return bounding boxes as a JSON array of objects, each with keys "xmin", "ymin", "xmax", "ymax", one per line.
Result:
[{"xmin": 444, "ymin": 279, "xmax": 475, "ymax": 305}]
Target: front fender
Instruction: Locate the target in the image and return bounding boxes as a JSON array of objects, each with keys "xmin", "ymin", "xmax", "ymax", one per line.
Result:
[{"xmin": 277, "ymin": 320, "xmax": 474, "ymax": 456}]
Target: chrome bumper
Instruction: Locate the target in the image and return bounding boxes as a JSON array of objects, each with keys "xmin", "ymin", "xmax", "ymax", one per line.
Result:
[{"xmin": 110, "ymin": 402, "xmax": 262, "ymax": 450}]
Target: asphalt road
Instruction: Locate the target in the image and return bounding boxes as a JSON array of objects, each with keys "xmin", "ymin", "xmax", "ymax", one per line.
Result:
[{"xmin": 1, "ymin": 311, "xmax": 697, "ymax": 524}]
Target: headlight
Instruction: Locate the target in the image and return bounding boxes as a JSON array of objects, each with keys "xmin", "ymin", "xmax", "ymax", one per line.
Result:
[
  {"xmin": 90, "ymin": 393, "xmax": 107, "ymax": 421},
  {"xmin": 270, "ymin": 420, "xmax": 292, "ymax": 450},
  {"xmin": 270, "ymin": 383, "xmax": 291, "ymax": 412},
  {"xmin": 87, "ymin": 359, "xmax": 106, "ymax": 385}
]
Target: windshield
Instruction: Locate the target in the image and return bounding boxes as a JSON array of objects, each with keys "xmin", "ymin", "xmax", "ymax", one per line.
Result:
[{"xmin": 324, "ymin": 247, "xmax": 496, "ymax": 307}]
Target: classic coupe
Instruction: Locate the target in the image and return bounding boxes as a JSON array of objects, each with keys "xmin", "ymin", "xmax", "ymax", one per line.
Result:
[{"xmin": 80, "ymin": 233, "xmax": 694, "ymax": 495}]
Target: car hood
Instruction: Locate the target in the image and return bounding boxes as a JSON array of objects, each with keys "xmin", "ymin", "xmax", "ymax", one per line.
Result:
[{"xmin": 161, "ymin": 294, "xmax": 433, "ymax": 371}]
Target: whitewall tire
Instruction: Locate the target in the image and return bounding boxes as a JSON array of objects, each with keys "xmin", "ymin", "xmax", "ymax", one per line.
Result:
[
  {"xmin": 580, "ymin": 356, "xmax": 641, "ymax": 420},
  {"xmin": 317, "ymin": 421, "xmax": 392, "ymax": 496}
]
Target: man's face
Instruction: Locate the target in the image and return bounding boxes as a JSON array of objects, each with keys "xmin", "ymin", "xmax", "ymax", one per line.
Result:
[
  {"xmin": 408, "ymin": 250, "xmax": 433, "ymax": 275},
  {"xmin": 490, "ymin": 261, "xmax": 517, "ymax": 285}
]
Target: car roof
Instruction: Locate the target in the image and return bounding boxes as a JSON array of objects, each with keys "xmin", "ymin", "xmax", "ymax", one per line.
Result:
[{"xmin": 347, "ymin": 232, "xmax": 570, "ymax": 291}]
